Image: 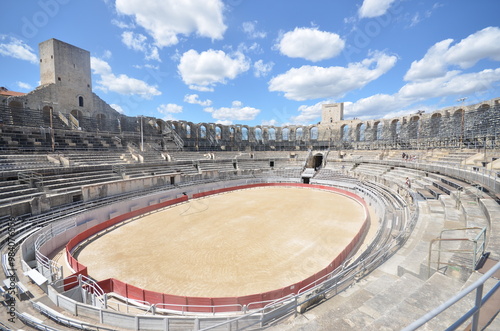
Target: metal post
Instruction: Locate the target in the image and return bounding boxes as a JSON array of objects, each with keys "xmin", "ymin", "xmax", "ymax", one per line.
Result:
[
  {"xmin": 140, "ymin": 116, "xmax": 144, "ymax": 152},
  {"xmin": 471, "ymin": 284, "xmax": 483, "ymax": 331}
]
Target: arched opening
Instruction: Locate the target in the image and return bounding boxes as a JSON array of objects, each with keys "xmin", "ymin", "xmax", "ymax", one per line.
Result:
[
  {"xmin": 357, "ymin": 123, "xmax": 366, "ymax": 141},
  {"xmin": 408, "ymin": 116, "xmax": 419, "ymax": 139},
  {"xmin": 268, "ymin": 128, "xmax": 276, "ymax": 141},
  {"xmin": 282, "ymin": 127, "xmax": 289, "ymax": 141},
  {"xmin": 215, "ymin": 126, "xmax": 222, "ymax": 140},
  {"xmin": 242, "ymin": 127, "xmax": 249, "ymax": 141},
  {"xmin": 254, "ymin": 127, "xmax": 263, "ymax": 142},
  {"xmin": 375, "ymin": 121, "xmax": 383, "ymax": 140},
  {"xmin": 312, "ymin": 153, "xmax": 323, "ymax": 169},
  {"xmin": 186, "ymin": 124, "xmax": 192, "ymax": 139},
  {"xmin": 78, "ymin": 96, "xmax": 84, "ymax": 107},
  {"xmin": 70, "ymin": 109, "xmax": 83, "ymax": 123},
  {"xmin": 430, "ymin": 113, "xmax": 441, "ymax": 136},
  {"xmin": 296, "ymin": 127, "xmax": 303, "ymax": 140},
  {"xmin": 199, "ymin": 125, "xmax": 207, "ymax": 139},
  {"xmin": 390, "ymin": 119, "xmax": 400, "ymax": 141},
  {"xmin": 341, "ymin": 125, "xmax": 349, "ymax": 141},
  {"xmin": 310, "ymin": 127, "xmax": 319, "ymax": 140}
]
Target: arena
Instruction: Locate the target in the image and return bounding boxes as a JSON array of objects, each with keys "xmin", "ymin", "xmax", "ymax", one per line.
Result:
[{"xmin": 0, "ymin": 38, "xmax": 499, "ymax": 331}]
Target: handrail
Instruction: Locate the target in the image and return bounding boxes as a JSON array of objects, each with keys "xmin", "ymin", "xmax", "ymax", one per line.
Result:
[{"xmin": 402, "ymin": 261, "xmax": 500, "ymax": 331}]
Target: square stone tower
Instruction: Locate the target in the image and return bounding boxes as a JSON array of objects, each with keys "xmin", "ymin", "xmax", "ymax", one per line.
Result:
[
  {"xmin": 321, "ymin": 103, "xmax": 344, "ymax": 124},
  {"xmin": 39, "ymin": 38, "xmax": 93, "ymax": 115}
]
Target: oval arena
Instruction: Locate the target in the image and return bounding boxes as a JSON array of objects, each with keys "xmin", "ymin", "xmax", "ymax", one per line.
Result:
[{"xmin": 66, "ymin": 183, "xmax": 369, "ymax": 311}]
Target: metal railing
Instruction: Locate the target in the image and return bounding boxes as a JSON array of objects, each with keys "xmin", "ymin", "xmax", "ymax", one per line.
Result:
[{"xmin": 402, "ymin": 261, "xmax": 500, "ymax": 331}]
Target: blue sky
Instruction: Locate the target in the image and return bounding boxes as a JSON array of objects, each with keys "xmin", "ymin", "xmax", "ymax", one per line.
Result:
[{"xmin": 1, "ymin": 0, "xmax": 500, "ymax": 126}]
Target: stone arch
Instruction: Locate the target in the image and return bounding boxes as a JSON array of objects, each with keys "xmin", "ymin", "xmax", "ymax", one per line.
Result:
[
  {"xmin": 199, "ymin": 124, "xmax": 207, "ymax": 139},
  {"xmin": 268, "ymin": 127, "xmax": 276, "ymax": 141},
  {"xmin": 374, "ymin": 121, "xmax": 383, "ymax": 140},
  {"xmin": 390, "ymin": 119, "xmax": 400, "ymax": 140},
  {"xmin": 430, "ymin": 113, "xmax": 441, "ymax": 136},
  {"xmin": 242, "ymin": 126, "xmax": 249, "ymax": 141},
  {"xmin": 341, "ymin": 124, "xmax": 349, "ymax": 141},
  {"xmin": 310, "ymin": 127, "xmax": 319, "ymax": 140},
  {"xmin": 408, "ymin": 116, "xmax": 420, "ymax": 139},
  {"xmin": 215, "ymin": 126, "xmax": 222, "ymax": 140},
  {"xmin": 254, "ymin": 127, "xmax": 263, "ymax": 141},
  {"xmin": 356, "ymin": 123, "xmax": 366, "ymax": 141},
  {"xmin": 282, "ymin": 127, "xmax": 290, "ymax": 141},
  {"xmin": 296, "ymin": 127, "xmax": 303, "ymax": 140}
]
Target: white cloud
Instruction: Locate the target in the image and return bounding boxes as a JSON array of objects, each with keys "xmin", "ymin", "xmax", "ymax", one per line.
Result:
[
  {"xmin": 184, "ymin": 94, "xmax": 213, "ymax": 107},
  {"xmin": 242, "ymin": 21, "xmax": 266, "ymax": 39},
  {"xmin": 115, "ymin": 0, "xmax": 226, "ymax": 48},
  {"xmin": 0, "ymin": 36, "xmax": 37, "ymax": 64},
  {"xmin": 110, "ymin": 103, "xmax": 125, "ymax": 114},
  {"xmin": 121, "ymin": 31, "xmax": 147, "ymax": 52},
  {"xmin": 253, "ymin": 60, "xmax": 274, "ymax": 77},
  {"xmin": 269, "ymin": 51, "xmax": 397, "ymax": 101},
  {"xmin": 359, "ymin": 0, "xmax": 397, "ymax": 18},
  {"xmin": 111, "ymin": 19, "xmax": 135, "ymax": 29},
  {"xmin": 405, "ymin": 27, "xmax": 500, "ymax": 81},
  {"xmin": 16, "ymin": 81, "xmax": 33, "ymax": 90},
  {"xmin": 91, "ymin": 56, "xmax": 161, "ymax": 99},
  {"xmin": 276, "ymin": 27, "xmax": 345, "ymax": 62},
  {"xmin": 121, "ymin": 31, "xmax": 161, "ymax": 62},
  {"xmin": 399, "ymin": 69, "xmax": 500, "ymax": 100},
  {"xmin": 178, "ymin": 49, "xmax": 250, "ymax": 91},
  {"xmin": 204, "ymin": 100, "xmax": 260, "ymax": 122},
  {"xmin": 157, "ymin": 103, "xmax": 183, "ymax": 114}
]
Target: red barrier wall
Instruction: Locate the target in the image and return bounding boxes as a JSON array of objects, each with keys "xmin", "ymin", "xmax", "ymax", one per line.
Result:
[{"xmin": 64, "ymin": 184, "xmax": 369, "ymax": 313}]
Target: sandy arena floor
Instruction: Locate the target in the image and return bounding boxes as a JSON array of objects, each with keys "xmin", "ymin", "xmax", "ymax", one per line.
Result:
[{"xmin": 75, "ymin": 186, "xmax": 367, "ymax": 297}]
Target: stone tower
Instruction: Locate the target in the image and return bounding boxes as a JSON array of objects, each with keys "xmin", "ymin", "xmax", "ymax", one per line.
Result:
[
  {"xmin": 38, "ymin": 38, "xmax": 93, "ymax": 116},
  {"xmin": 321, "ymin": 103, "xmax": 344, "ymax": 124}
]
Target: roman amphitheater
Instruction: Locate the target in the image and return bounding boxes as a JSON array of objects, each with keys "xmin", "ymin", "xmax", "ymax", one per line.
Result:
[{"xmin": 0, "ymin": 39, "xmax": 499, "ymax": 331}]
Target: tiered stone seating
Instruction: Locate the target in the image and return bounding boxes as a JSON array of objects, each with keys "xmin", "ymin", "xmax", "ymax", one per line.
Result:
[
  {"xmin": 41, "ymin": 170, "xmax": 122, "ymax": 194},
  {"xmin": 0, "ymin": 154, "xmax": 59, "ymax": 171}
]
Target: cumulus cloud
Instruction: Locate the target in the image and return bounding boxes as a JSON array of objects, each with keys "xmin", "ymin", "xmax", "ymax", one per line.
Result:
[
  {"xmin": 121, "ymin": 31, "xmax": 161, "ymax": 61},
  {"xmin": 400, "ymin": 69, "xmax": 500, "ymax": 100},
  {"xmin": 115, "ymin": 0, "xmax": 226, "ymax": 48},
  {"xmin": 178, "ymin": 49, "xmax": 250, "ymax": 91},
  {"xmin": 276, "ymin": 27, "xmax": 345, "ymax": 62},
  {"xmin": 157, "ymin": 103, "xmax": 183, "ymax": 114},
  {"xmin": 253, "ymin": 60, "xmax": 274, "ymax": 77},
  {"xmin": 269, "ymin": 51, "xmax": 397, "ymax": 101},
  {"xmin": 91, "ymin": 57, "xmax": 161, "ymax": 99},
  {"xmin": 184, "ymin": 94, "xmax": 213, "ymax": 106},
  {"xmin": 204, "ymin": 101, "xmax": 260, "ymax": 122},
  {"xmin": 405, "ymin": 27, "xmax": 500, "ymax": 81},
  {"xmin": 358, "ymin": 0, "xmax": 397, "ymax": 18},
  {"xmin": 0, "ymin": 36, "xmax": 37, "ymax": 64},
  {"xmin": 242, "ymin": 21, "xmax": 266, "ymax": 39}
]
